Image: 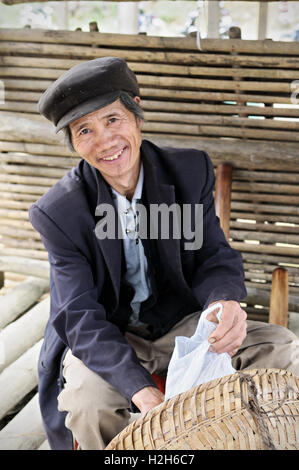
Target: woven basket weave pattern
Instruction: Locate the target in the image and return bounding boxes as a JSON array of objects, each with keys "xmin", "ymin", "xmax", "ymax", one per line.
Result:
[{"xmin": 106, "ymin": 368, "xmax": 299, "ymax": 450}]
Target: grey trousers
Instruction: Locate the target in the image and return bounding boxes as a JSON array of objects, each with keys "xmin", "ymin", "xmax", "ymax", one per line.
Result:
[{"xmin": 57, "ymin": 312, "xmax": 299, "ymax": 450}]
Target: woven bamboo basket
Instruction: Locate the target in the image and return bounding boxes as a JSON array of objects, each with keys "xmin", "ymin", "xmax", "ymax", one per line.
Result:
[{"xmin": 106, "ymin": 368, "xmax": 299, "ymax": 450}]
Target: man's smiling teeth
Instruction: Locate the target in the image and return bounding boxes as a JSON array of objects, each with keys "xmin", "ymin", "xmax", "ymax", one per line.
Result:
[{"xmin": 102, "ymin": 148, "xmax": 124, "ymax": 161}]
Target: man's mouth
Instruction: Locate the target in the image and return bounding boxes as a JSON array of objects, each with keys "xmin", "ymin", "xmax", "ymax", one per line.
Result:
[{"xmin": 101, "ymin": 147, "xmax": 126, "ymax": 162}]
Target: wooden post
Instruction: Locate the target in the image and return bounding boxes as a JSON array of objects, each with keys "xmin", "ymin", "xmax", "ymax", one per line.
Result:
[
  {"xmin": 269, "ymin": 267, "xmax": 289, "ymax": 327},
  {"xmin": 117, "ymin": 2, "xmax": 139, "ymax": 34},
  {"xmin": 206, "ymin": 0, "xmax": 221, "ymax": 38},
  {"xmin": 258, "ymin": 1, "xmax": 268, "ymax": 40},
  {"xmin": 89, "ymin": 22, "xmax": 99, "ymax": 32},
  {"xmin": 214, "ymin": 163, "xmax": 233, "ymax": 241}
]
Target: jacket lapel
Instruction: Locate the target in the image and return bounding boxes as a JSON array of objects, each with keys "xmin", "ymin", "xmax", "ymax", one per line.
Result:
[
  {"xmin": 141, "ymin": 145, "xmax": 191, "ymax": 296},
  {"xmin": 84, "ymin": 163, "xmax": 122, "ymax": 308}
]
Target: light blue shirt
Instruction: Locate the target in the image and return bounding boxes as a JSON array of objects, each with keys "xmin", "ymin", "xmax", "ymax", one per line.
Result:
[{"xmin": 110, "ymin": 164, "xmax": 152, "ymax": 326}]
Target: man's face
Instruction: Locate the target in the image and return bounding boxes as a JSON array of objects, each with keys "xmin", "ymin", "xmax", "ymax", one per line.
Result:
[{"xmin": 69, "ymin": 98, "xmax": 142, "ymax": 188}]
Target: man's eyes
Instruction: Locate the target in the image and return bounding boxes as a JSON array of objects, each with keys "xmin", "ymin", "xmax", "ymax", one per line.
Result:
[
  {"xmin": 77, "ymin": 117, "xmax": 119, "ymax": 135},
  {"xmin": 79, "ymin": 128, "xmax": 90, "ymax": 135}
]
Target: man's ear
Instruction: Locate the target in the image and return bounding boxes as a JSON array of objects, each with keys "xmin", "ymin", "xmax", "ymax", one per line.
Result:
[{"xmin": 134, "ymin": 96, "xmax": 141, "ymax": 105}]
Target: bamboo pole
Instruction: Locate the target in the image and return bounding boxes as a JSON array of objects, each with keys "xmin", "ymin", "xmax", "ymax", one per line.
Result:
[
  {"xmin": 0, "ymin": 296, "xmax": 50, "ymax": 372},
  {"xmin": 0, "ymin": 183, "xmax": 49, "ymax": 195},
  {"xmin": 0, "ymin": 225, "xmax": 41, "ymax": 239},
  {"xmin": 2, "ymin": 113, "xmax": 299, "ymax": 149},
  {"xmin": 0, "ymin": 218, "xmax": 35, "ymax": 230},
  {"xmin": 1, "ymin": 28, "xmax": 299, "ymax": 56},
  {"xmin": 232, "ymin": 181, "xmax": 299, "ymax": 194},
  {"xmin": 0, "ymin": 164, "xmax": 67, "ymax": 178},
  {"xmin": 0, "ymin": 173, "xmax": 59, "ymax": 186},
  {"xmin": 230, "ymin": 221, "xmax": 299, "ymax": 235},
  {"xmin": 2, "ymin": 59, "xmax": 299, "ymax": 80},
  {"xmin": 144, "ymin": 113, "xmax": 299, "ymax": 131},
  {"xmin": 2, "ymin": 65, "xmax": 299, "ymax": 87},
  {"xmin": 142, "ymin": 101, "xmax": 299, "ymax": 118},
  {"xmin": 247, "ymin": 280, "xmax": 299, "ymax": 296},
  {"xmin": 0, "ymin": 40, "xmax": 298, "ymax": 67},
  {"xmin": 0, "ymin": 237, "xmax": 44, "ymax": 250},
  {"xmin": 4, "ymin": 98, "xmax": 299, "ymax": 121},
  {"xmin": 237, "ymin": 250, "xmax": 299, "ymax": 266},
  {"xmin": 0, "ymin": 340, "xmax": 42, "ymax": 421},
  {"xmin": 4, "ymin": 88, "xmax": 295, "ymax": 106},
  {"xmin": 231, "ymin": 229, "xmax": 299, "ymax": 246},
  {"xmin": 2, "ymin": 115, "xmax": 299, "ymax": 142},
  {"xmin": 231, "ymin": 211, "xmax": 299, "ymax": 225},
  {"xmin": 230, "ymin": 241, "xmax": 299, "ymax": 257},
  {"xmin": 0, "ymin": 200, "xmax": 33, "ymax": 210},
  {"xmin": 0, "ymin": 124, "xmax": 299, "ymax": 171},
  {"xmin": 195, "ymin": 125, "xmax": 299, "ymax": 141},
  {"xmin": 0, "ymin": 208, "xmax": 30, "ymax": 220},
  {"xmin": 231, "ymin": 200, "xmax": 299, "ymax": 215},
  {"xmin": 0, "ymin": 393, "xmax": 46, "ymax": 451},
  {"xmin": 3, "ymin": 100, "xmax": 299, "ymax": 121},
  {"xmin": 0, "ymin": 152, "xmax": 78, "ymax": 167},
  {"xmin": 0, "ymin": 141, "xmax": 73, "ymax": 157},
  {"xmin": 232, "ymin": 170, "xmax": 299, "ymax": 183},
  {"xmin": 2, "ymin": 75, "xmax": 296, "ymax": 98},
  {"xmin": 244, "ymin": 262, "xmax": 298, "ymax": 276},
  {"xmin": 245, "ymin": 268, "xmax": 299, "ymax": 285},
  {"xmin": 0, "ymin": 277, "xmax": 49, "ymax": 329},
  {"xmin": 231, "ymin": 193, "xmax": 299, "ymax": 205},
  {"xmin": 2, "ymin": 49, "xmax": 298, "ymax": 70},
  {"xmin": 0, "ymin": 256, "xmax": 49, "ymax": 279},
  {"xmin": 0, "ymin": 247, "xmax": 48, "ymax": 260}
]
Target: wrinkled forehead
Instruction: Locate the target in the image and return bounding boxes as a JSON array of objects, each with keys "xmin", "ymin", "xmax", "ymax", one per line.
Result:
[{"xmin": 69, "ymin": 99, "xmax": 131, "ymax": 132}]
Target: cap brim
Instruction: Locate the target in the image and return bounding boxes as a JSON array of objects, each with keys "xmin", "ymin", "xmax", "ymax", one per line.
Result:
[{"xmin": 55, "ymin": 90, "xmax": 121, "ymax": 133}]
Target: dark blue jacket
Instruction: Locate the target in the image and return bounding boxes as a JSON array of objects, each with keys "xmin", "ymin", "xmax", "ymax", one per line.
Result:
[{"xmin": 29, "ymin": 140, "xmax": 247, "ymax": 449}]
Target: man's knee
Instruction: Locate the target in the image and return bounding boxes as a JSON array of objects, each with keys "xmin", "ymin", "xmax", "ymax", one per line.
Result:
[
  {"xmin": 58, "ymin": 350, "xmax": 130, "ymax": 414},
  {"xmin": 233, "ymin": 320, "xmax": 299, "ymax": 376}
]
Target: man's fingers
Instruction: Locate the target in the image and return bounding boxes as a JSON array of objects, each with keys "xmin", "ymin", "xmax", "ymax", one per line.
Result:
[
  {"xmin": 208, "ymin": 305, "xmax": 247, "ymax": 343},
  {"xmin": 209, "ymin": 321, "xmax": 247, "ymax": 354}
]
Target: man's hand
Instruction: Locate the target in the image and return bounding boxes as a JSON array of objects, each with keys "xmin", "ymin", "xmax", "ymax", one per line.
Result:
[
  {"xmin": 206, "ymin": 300, "xmax": 247, "ymax": 357},
  {"xmin": 132, "ymin": 386, "xmax": 164, "ymax": 417}
]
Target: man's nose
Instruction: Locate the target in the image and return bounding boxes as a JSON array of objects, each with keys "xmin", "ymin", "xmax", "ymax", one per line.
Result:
[{"xmin": 93, "ymin": 122, "xmax": 116, "ymax": 150}]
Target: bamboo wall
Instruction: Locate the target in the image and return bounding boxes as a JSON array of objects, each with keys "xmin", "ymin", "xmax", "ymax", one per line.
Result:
[{"xmin": 0, "ymin": 27, "xmax": 298, "ymax": 323}]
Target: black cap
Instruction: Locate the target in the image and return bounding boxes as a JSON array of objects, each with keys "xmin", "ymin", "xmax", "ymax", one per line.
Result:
[{"xmin": 38, "ymin": 57, "xmax": 140, "ymax": 133}]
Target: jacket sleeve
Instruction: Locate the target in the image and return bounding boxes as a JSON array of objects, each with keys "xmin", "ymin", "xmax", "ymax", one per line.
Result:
[
  {"xmin": 29, "ymin": 204, "xmax": 157, "ymax": 409},
  {"xmin": 191, "ymin": 152, "xmax": 247, "ymax": 310}
]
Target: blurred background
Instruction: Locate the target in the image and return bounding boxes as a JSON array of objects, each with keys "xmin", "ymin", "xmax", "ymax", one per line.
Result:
[{"xmin": 0, "ymin": 0, "xmax": 299, "ymax": 41}]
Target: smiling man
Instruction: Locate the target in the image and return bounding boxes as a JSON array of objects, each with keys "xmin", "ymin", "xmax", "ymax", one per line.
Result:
[{"xmin": 29, "ymin": 57, "xmax": 299, "ymax": 450}]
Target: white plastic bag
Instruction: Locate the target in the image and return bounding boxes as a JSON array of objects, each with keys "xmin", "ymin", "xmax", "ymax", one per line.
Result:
[{"xmin": 164, "ymin": 302, "xmax": 236, "ymax": 401}]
